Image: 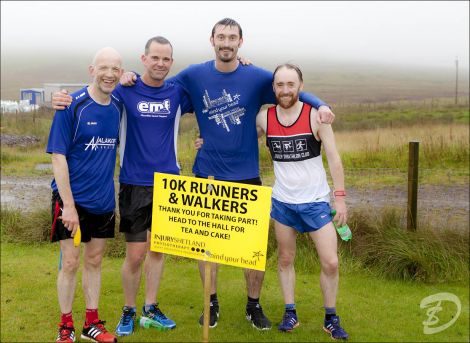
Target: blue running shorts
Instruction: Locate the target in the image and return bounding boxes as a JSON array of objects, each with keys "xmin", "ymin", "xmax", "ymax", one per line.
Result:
[{"xmin": 271, "ymin": 198, "xmax": 333, "ymax": 233}]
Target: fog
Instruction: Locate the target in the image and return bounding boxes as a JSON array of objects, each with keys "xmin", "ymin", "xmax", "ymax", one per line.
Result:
[
  {"xmin": 2, "ymin": 1, "xmax": 469, "ymax": 68},
  {"xmin": 1, "ymin": 1, "xmax": 469, "ymax": 101}
]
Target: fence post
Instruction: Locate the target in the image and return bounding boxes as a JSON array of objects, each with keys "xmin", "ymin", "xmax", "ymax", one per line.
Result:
[{"xmin": 407, "ymin": 141, "xmax": 419, "ymax": 231}]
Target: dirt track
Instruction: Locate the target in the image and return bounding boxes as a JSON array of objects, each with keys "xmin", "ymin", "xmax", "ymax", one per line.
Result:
[{"xmin": 1, "ymin": 176, "xmax": 468, "ymax": 231}]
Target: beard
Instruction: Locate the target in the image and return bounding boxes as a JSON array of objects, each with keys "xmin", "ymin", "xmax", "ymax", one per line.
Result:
[
  {"xmin": 216, "ymin": 46, "xmax": 237, "ymax": 62},
  {"xmin": 276, "ymin": 92, "xmax": 298, "ymax": 109}
]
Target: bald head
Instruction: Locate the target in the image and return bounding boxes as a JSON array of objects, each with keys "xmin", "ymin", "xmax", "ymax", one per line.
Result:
[
  {"xmin": 91, "ymin": 46, "xmax": 122, "ymax": 67},
  {"xmin": 88, "ymin": 47, "xmax": 123, "ymax": 99}
]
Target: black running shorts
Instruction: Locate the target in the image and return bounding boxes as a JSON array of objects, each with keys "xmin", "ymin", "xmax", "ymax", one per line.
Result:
[
  {"xmin": 118, "ymin": 183, "xmax": 153, "ymax": 242},
  {"xmin": 50, "ymin": 191, "xmax": 115, "ymax": 243}
]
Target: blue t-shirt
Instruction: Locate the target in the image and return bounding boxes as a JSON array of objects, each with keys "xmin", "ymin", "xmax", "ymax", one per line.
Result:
[
  {"xmin": 46, "ymin": 87, "xmax": 122, "ymax": 214},
  {"xmin": 170, "ymin": 61, "xmax": 326, "ymax": 181},
  {"xmin": 114, "ymin": 78, "xmax": 192, "ymax": 186}
]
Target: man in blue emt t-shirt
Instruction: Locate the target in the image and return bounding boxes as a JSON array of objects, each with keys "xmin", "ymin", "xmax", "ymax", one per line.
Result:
[
  {"xmin": 46, "ymin": 47, "xmax": 122, "ymax": 343},
  {"xmin": 112, "ymin": 37, "xmax": 192, "ymax": 336}
]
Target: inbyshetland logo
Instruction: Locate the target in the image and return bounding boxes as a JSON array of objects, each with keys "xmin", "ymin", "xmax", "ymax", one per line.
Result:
[
  {"xmin": 137, "ymin": 100, "xmax": 171, "ymax": 115},
  {"xmin": 84, "ymin": 137, "xmax": 117, "ymax": 151}
]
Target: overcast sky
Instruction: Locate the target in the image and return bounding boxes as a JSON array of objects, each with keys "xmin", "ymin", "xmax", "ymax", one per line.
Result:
[{"xmin": 1, "ymin": 1, "xmax": 469, "ymax": 69}]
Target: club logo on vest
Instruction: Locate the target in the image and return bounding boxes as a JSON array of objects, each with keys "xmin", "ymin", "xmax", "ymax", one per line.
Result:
[
  {"xmin": 84, "ymin": 136, "xmax": 117, "ymax": 151},
  {"xmin": 137, "ymin": 100, "xmax": 171, "ymax": 115}
]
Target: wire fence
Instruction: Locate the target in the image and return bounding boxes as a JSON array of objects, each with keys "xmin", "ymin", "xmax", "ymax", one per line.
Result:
[{"xmin": 178, "ymin": 164, "xmax": 469, "ymax": 232}]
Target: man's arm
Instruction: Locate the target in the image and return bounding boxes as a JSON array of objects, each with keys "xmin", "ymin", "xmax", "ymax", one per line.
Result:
[
  {"xmin": 299, "ymin": 92, "xmax": 335, "ymax": 125},
  {"xmin": 317, "ymin": 122, "xmax": 347, "ymax": 226},
  {"xmin": 256, "ymin": 108, "xmax": 268, "ymax": 138},
  {"xmin": 51, "ymin": 153, "xmax": 80, "ymax": 236}
]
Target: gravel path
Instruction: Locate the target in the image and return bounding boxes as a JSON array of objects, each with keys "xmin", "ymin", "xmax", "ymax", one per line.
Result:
[{"xmin": 1, "ymin": 176, "xmax": 468, "ymax": 231}]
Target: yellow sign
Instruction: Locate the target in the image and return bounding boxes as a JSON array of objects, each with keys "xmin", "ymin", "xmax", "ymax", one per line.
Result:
[{"xmin": 150, "ymin": 173, "xmax": 272, "ymax": 271}]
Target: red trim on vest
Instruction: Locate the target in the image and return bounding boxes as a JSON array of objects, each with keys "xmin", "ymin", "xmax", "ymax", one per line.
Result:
[{"xmin": 266, "ymin": 103, "xmax": 313, "ymax": 136}]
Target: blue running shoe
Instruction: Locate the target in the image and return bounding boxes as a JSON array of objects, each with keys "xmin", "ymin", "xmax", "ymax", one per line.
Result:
[
  {"xmin": 278, "ymin": 311, "xmax": 299, "ymax": 332},
  {"xmin": 323, "ymin": 315, "xmax": 349, "ymax": 340},
  {"xmin": 115, "ymin": 306, "xmax": 136, "ymax": 336},
  {"xmin": 140, "ymin": 303, "xmax": 176, "ymax": 331}
]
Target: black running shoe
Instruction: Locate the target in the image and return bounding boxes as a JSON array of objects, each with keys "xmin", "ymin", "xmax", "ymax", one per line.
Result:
[
  {"xmin": 198, "ymin": 302, "xmax": 219, "ymax": 328},
  {"xmin": 246, "ymin": 304, "xmax": 272, "ymax": 330}
]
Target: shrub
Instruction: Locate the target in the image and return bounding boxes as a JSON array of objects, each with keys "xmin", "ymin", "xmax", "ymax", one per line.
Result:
[{"xmin": 2, "ymin": 207, "xmax": 468, "ymax": 283}]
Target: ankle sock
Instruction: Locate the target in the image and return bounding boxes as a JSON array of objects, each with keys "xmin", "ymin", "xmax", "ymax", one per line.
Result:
[
  {"xmin": 61, "ymin": 311, "xmax": 73, "ymax": 325},
  {"xmin": 210, "ymin": 293, "xmax": 219, "ymax": 307},
  {"xmin": 285, "ymin": 303, "xmax": 296, "ymax": 313},
  {"xmin": 85, "ymin": 308, "xmax": 98, "ymax": 325},
  {"xmin": 247, "ymin": 296, "xmax": 260, "ymax": 309},
  {"xmin": 324, "ymin": 307, "xmax": 336, "ymax": 321}
]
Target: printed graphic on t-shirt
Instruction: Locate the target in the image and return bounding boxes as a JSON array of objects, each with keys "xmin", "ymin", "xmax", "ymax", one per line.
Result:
[
  {"xmin": 137, "ymin": 99, "xmax": 171, "ymax": 117},
  {"xmin": 202, "ymin": 89, "xmax": 245, "ymax": 132},
  {"xmin": 269, "ymin": 134, "xmax": 313, "ymax": 162},
  {"xmin": 84, "ymin": 137, "xmax": 118, "ymax": 151}
]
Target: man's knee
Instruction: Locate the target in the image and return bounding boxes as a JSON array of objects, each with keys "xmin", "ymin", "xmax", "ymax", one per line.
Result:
[
  {"xmin": 125, "ymin": 248, "xmax": 147, "ymax": 270},
  {"xmin": 278, "ymin": 250, "xmax": 295, "ymax": 269},
  {"xmin": 62, "ymin": 255, "xmax": 80, "ymax": 274},
  {"xmin": 84, "ymin": 251, "xmax": 104, "ymax": 269},
  {"xmin": 321, "ymin": 256, "xmax": 339, "ymax": 275}
]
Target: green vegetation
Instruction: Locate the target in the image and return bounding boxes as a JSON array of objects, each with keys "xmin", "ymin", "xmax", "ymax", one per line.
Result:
[
  {"xmin": 1, "ymin": 240, "xmax": 468, "ymax": 342},
  {"xmin": 2, "ymin": 206, "xmax": 467, "ymax": 283},
  {"xmin": 331, "ymin": 100, "xmax": 469, "ymax": 131}
]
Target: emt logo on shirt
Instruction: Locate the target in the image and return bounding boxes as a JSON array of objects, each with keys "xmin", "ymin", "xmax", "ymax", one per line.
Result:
[
  {"xmin": 137, "ymin": 100, "xmax": 171, "ymax": 115},
  {"xmin": 84, "ymin": 137, "xmax": 117, "ymax": 151}
]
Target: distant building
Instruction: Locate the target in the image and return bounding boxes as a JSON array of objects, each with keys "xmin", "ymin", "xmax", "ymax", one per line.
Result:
[
  {"xmin": 43, "ymin": 83, "xmax": 87, "ymax": 107},
  {"xmin": 20, "ymin": 88, "xmax": 45, "ymax": 106}
]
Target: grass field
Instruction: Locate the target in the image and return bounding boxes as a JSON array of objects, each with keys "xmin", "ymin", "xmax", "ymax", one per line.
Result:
[
  {"xmin": 1, "ymin": 92, "xmax": 468, "ymax": 342},
  {"xmin": 1, "ymin": 242, "xmax": 468, "ymax": 342}
]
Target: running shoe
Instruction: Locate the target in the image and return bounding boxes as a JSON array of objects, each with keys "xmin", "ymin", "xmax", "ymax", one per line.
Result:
[
  {"xmin": 246, "ymin": 303, "xmax": 272, "ymax": 330},
  {"xmin": 278, "ymin": 311, "xmax": 299, "ymax": 332},
  {"xmin": 81, "ymin": 319, "xmax": 117, "ymax": 342},
  {"xmin": 198, "ymin": 301, "xmax": 219, "ymax": 328},
  {"xmin": 115, "ymin": 306, "xmax": 136, "ymax": 336},
  {"xmin": 56, "ymin": 322, "xmax": 75, "ymax": 342},
  {"xmin": 139, "ymin": 303, "xmax": 176, "ymax": 330},
  {"xmin": 323, "ymin": 315, "xmax": 349, "ymax": 340}
]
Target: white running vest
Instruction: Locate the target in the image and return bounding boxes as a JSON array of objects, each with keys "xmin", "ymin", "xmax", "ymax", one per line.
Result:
[{"xmin": 266, "ymin": 103, "xmax": 330, "ymax": 204}]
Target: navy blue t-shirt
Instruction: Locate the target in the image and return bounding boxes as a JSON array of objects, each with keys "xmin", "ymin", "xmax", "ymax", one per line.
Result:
[
  {"xmin": 114, "ymin": 78, "xmax": 192, "ymax": 186},
  {"xmin": 46, "ymin": 87, "xmax": 122, "ymax": 213},
  {"xmin": 171, "ymin": 61, "xmax": 326, "ymax": 181}
]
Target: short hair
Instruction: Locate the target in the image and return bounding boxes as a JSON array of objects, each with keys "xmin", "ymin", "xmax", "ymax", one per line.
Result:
[
  {"xmin": 211, "ymin": 18, "xmax": 243, "ymax": 38},
  {"xmin": 144, "ymin": 36, "xmax": 173, "ymax": 56},
  {"xmin": 273, "ymin": 63, "xmax": 303, "ymax": 83}
]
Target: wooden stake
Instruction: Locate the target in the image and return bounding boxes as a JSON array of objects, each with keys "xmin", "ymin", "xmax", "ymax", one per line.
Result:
[
  {"xmin": 203, "ymin": 175, "xmax": 215, "ymax": 342},
  {"xmin": 407, "ymin": 141, "xmax": 419, "ymax": 231},
  {"xmin": 203, "ymin": 262, "xmax": 211, "ymax": 342}
]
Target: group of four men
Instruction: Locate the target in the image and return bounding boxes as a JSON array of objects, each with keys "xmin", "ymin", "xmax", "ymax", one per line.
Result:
[{"xmin": 48, "ymin": 18, "xmax": 349, "ymax": 343}]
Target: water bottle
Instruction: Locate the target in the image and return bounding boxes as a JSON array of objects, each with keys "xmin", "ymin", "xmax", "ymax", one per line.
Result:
[{"xmin": 331, "ymin": 209, "xmax": 352, "ymax": 241}]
